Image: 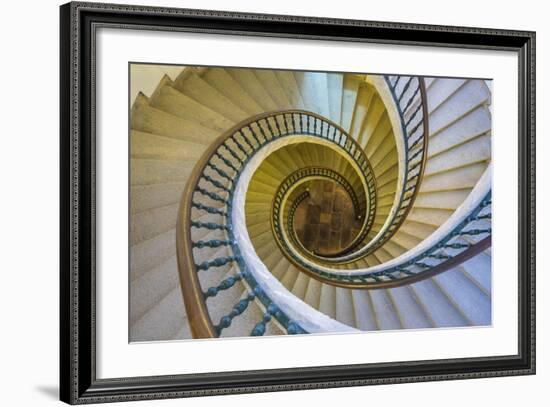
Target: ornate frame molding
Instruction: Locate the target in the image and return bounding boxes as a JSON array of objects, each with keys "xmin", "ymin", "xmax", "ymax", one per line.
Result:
[{"xmin": 60, "ymin": 2, "xmax": 535, "ymax": 404}]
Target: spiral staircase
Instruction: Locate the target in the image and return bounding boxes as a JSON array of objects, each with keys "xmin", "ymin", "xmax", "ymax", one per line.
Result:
[{"xmin": 129, "ymin": 66, "xmax": 492, "ymax": 341}]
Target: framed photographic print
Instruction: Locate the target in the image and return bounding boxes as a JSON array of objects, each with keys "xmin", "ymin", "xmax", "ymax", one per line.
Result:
[{"xmin": 60, "ymin": 1, "xmax": 535, "ymax": 404}]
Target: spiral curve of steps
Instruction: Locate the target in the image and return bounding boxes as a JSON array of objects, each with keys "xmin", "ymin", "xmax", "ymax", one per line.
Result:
[{"xmin": 129, "ymin": 65, "xmax": 492, "ymax": 341}]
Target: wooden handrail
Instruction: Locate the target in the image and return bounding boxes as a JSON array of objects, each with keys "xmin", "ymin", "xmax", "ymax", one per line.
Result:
[
  {"xmin": 176, "ymin": 109, "xmax": 377, "ymax": 337},
  {"xmin": 270, "ymin": 166, "xmax": 369, "ymax": 261}
]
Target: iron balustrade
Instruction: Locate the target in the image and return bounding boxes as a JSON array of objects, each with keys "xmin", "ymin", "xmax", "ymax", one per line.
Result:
[
  {"xmin": 177, "ymin": 77, "xmax": 490, "ymax": 336},
  {"xmin": 277, "ymin": 192, "xmax": 491, "ymax": 288},
  {"xmin": 273, "ymin": 76, "xmax": 430, "ymax": 265},
  {"xmin": 177, "ymin": 110, "xmax": 377, "ymax": 338},
  {"xmin": 284, "ymin": 190, "xmax": 312, "ymax": 254},
  {"xmin": 271, "ymin": 166, "xmax": 373, "ymax": 261}
]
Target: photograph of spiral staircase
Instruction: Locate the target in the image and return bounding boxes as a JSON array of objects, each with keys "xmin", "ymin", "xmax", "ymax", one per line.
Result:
[{"xmin": 129, "ymin": 64, "xmax": 492, "ymax": 342}]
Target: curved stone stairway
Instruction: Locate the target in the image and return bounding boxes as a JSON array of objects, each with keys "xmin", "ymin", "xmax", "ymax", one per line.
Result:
[{"xmin": 129, "ymin": 66, "xmax": 492, "ymax": 341}]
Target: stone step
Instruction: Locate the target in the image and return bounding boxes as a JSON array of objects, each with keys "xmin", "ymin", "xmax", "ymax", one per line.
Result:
[
  {"xmin": 201, "ymin": 67, "xmax": 264, "ymax": 116},
  {"xmin": 303, "ymin": 276, "xmax": 322, "ymax": 309},
  {"xmin": 281, "ymin": 264, "xmax": 300, "ymax": 291},
  {"xmin": 253, "ymin": 69, "xmax": 293, "ymax": 109},
  {"xmin": 226, "ymin": 68, "xmax": 279, "ymax": 111},
  {"xmin": 131, "ymin": 130, "xmax": 208, "ymax": 161},
  {"xmin": 414, "ymin": 189, "xmax": 471, "ymax": 211},
  {"xmin": 387, "ymin": 286, "xmax": 432, "ymax": 329},
  {"xmin": 351, "ymin": 290, "xmax": 378, "ymax": 330},
  {"xmin": 275, "ymin": 70, "xmax": 307, "ymax": 110},
  {"xmin": 293, "ymin": 71, "xmax": 331, "ymax": 117},
  {"xmin": 433, "ymin": 268, "xmax": 491, "ymax": 326},
  {"xmin": 424, "ymin": 133, "xmax": 491, "ymax": 176},
  {"xmin": 340, "ymin": 74, "xmax": 362, "ymax": 132},
  {"xmin": 406, "ymin": 207, "xmax": 454, "ymax": 228},
  {"xmin": 130, "ymin": 181, "xmax": 186, "ymax": 214},
  {"xmin": 131, "ymin": 94, "xmax": 216, "ymax": 144},
  {"xmin": 349, "ymin": 83, "xmax": 375, "ymax": 141},
  {"xmin": 361, "ymin": 96, "xmax": 388, "ymax": 154},
  {"xmin": 291, "ymin": 272, "xmax": 310, "ymax": 300},
  {"xmin": 459, "ymin": 251, "xmax": 492, "ymax": 295},
  {"xmin": 130, "ymin": 286, "xmax": 187, "ymax": 342},
  {"xmin": 148, "ymin": 77, "xmax": 234, "ymax": 131},
  {"xmin": 428, "ymin": 104, "xmax": 491, "ymax": 158},
  {"xmin": 429, "ymin": 79, "xmax": 491, "ymax": 136},
  {"xmin": 426, "ymin": 78, "xmax": 467, "ymax": 113},
  {"xmin": 130, "ymin": 228, "xmax": 175, "ymax": 281},
  {"xmin": 420, "ymin": 162, "xmax": 488, "ymax": 193},
  {"xmin": 327, "ymin": 73, "xmax": 344, "ymax": 124},
  {"xmin": 389, "ymin": 230, "xmax": 422, "ymax": 251},
  {"xmin": 369, "ymin": 289, "xmax": 402, "ymax": 330},
  {"xmin": 130, "ymin": 158, "xmax": 196, "ymax": 186},
  {"xmin": 409, "ymin": 278, "xmax": 469, "ymax": 327},
  {"xmin": 173, "ymin": 70, "xmax": 249, "ymax": 122},
  {"xmin": 318, "ymin": 283, "xmax": 337, "ymax": 319},
  {"xmin": 335, "ymin": 287, "xmax": 356, "ymax": 327},
  {"xmin": 130, "ymin": 202, "xmax": 178, "ymax": 246},
  {"xmin": 129, "ymin": 255, "xmax": 179, "ymax": 326}
]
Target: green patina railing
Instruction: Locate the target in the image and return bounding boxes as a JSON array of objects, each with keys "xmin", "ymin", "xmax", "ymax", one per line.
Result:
[
  {"xmin": 177, "ymin": 109, "xmax": 378, "ymax": 338},
  {"xmin": 177, "ymin": 76, "xmax": 490, "ymax": 338},
  {"xmin": 279, "ymin": 192, "xmax": 491, "ymax": 288},
  {"xmin": 271, "ymin": 166, "xmax": 375, "ymax": 260},
  {"xmin": 284, "ymin": 190, "xmax": 312, "ymax": 254},
  {"xmin": 272, "ymin": 76, "xmax": 430, "ymax": 265}
]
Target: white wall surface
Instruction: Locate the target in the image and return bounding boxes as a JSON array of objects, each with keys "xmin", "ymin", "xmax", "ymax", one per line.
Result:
[{"xmin": 0, "ymin": 0, "xmax": 545, "ymax": 406}]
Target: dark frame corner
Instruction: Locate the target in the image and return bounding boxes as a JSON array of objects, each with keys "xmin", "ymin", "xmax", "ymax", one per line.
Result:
[{"xmin": 60, "ymin": 1, "xmax": 535, "ymax": 404}]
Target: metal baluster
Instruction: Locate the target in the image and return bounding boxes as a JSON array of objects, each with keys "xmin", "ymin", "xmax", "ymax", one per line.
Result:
[
  {"xmin": 254, "ymin": 121, "xmax": 269, "ymax": 143},
  {"xmin": 405, "ymin": 103, "xmax": 422, "ymax": 127},
  {"xmin": 392, "ymin": 76, "xmax": 401, "ymax": 89},
  {"xmin": 202, "ymin": 174, "xmax": 231, "ymax": 192},
  {"xmin": 273, "ymin": 115, "xmax": 282, "ymax": 136},
  {"xmin": 215, "ymin": 291, "xmax": 256, "ymax": 334},
  {"xmin": 264, "ymin": 117, "xmax": 277, "ymax": 138},
  {"xmin": 330, "ymin": 125, "xmax": 337, "ymax": 141},
  {"xmin": 460, "ymin": 228, "xmax": 491, "ymax": 236},
  {"xmin": 192, "ymin": 239, "xmax": 233, "ymax": 249},
  {"xmin": 191, "ymin": 202, "xmax": 227, "ymax": 217},
  {"xmin": 196, "ymin": 256, "xmax": 240, "ymax": 271},
  {"xmin": 214, "ymin": 151, "xmax": 239, "ymax": 173},
  {"xmin": 403, "ymin": 85, "xmax": 421, "ymax": 113},
  {"xmin": 398, "ymin": 77, "xmax": 413, "ymax": 103},
  {"xmin": 246, "ymin": 125, "xmax": 261, "ymax": 146},
  {"xmin": 239, "ymin": 130, "xmax": 255, "ymax": 151},
  {"xmin": 408, "ymin": 117, "xmax": 424, "ymax": 136},
  {"xmin": 408, "ymin": 146, "xmax": 424, "ymax": 163},
  {"xmin": 207, "ymin": 162, "xmax": 233, "ymax": 183},
  {"xmin": 196, "ymin": 186, "xmax": 231, "ymax": 206},
  {"xmin": 250, "ymin": 303, "xmax": 278, "ymax": 336},
  {"xmin": 230, "ymin": 137, "xmax": 249, "ymax": 159},
  {"xmin": 204, "ymin": 272, "xmax": 243, "ymax": 298},
  {"xmin": 191, "ymin": 221, "xmax": 231, "ymax": 231},
  {"xmin": 408, "ymin": 134, "xmax": 424, "ymax": 151},
  {"xmin": 283, "ymin": 113, "xmax": 291, "ymax": 134}
]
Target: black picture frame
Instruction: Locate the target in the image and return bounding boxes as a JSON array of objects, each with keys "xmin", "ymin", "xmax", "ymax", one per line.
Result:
[{"xmin": 60, "ymin": 1, "xmax": 536, "ymax": 404}]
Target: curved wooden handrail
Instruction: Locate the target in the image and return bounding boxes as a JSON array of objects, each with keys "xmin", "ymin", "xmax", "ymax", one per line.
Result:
[
  {"xmin": 272, "ymin": 76, "xmax": 430, "ymax": 266},
  {"xmin": 176, "ymin": 109, "xmax": 376, "ymax": 337},
  {"xmin": 280, "ymin": 236, "xmax": 491, "ymax": 290},
  {"xmin": 313, "ymin": 76, "xmax": 430, "ymax": 263},
  {"xmin": 270, "ymin": 167, "xmax": 376, "ymax": 261}
]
